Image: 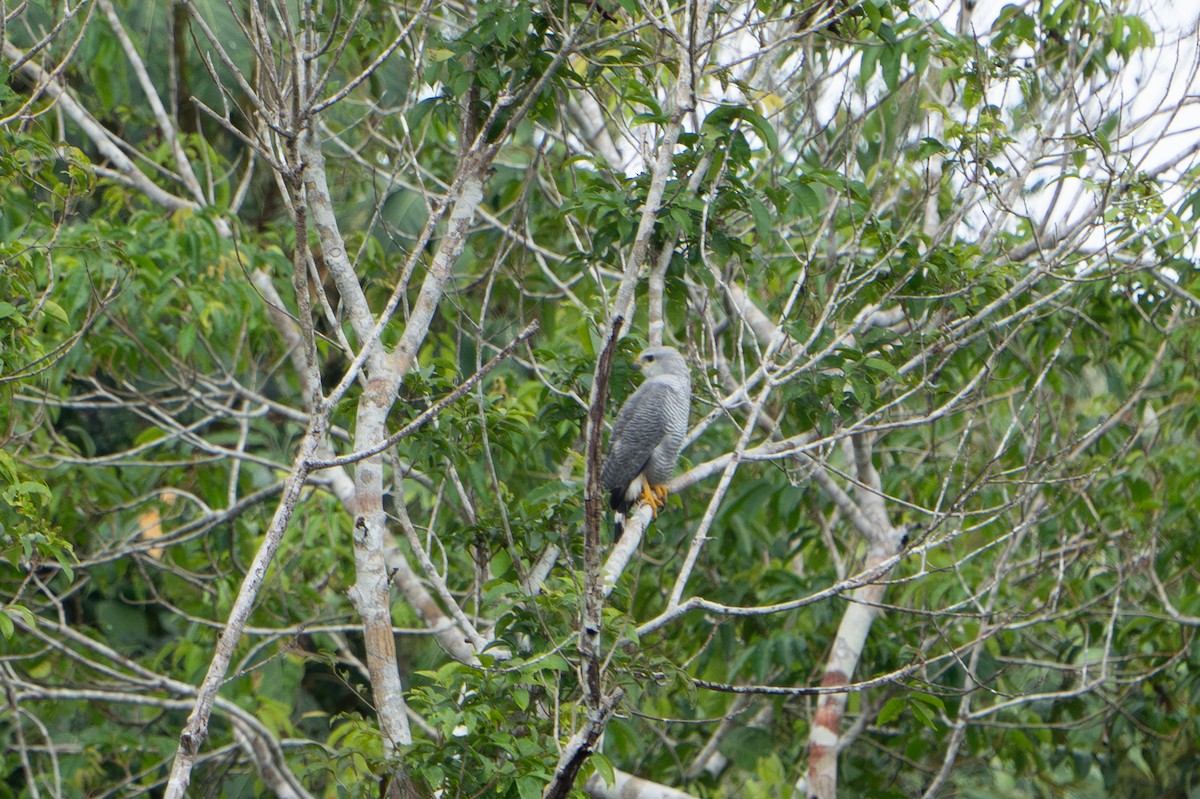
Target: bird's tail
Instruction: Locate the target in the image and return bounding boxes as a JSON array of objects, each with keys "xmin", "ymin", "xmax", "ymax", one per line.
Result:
[{"xmin": 610, "ymin": 512, "xmax": 626, "ymax": 540}]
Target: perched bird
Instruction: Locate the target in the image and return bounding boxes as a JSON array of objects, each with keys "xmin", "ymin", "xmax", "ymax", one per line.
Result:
[{"xmin": 601, "ymin": 346, "xmax": 692, "ymax": 520}]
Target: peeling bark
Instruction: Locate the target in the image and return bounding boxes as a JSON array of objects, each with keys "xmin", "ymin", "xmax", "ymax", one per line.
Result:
[
  {"xmin": 339, "ymin": 157, "xmax": 489, "ymax": 754},
  {"xmin": 803, "ymin": 435, "xmax": 906, "ymax": 799},
  {"xmin": 804, "ymin": 579, "xmax": 888, "ymax": 799}
]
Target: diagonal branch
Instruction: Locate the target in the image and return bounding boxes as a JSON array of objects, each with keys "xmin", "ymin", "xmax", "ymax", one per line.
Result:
[
  {"xmin": 308, "ymin": 321, "xmax": 540, "ymax": 469},
  {"xmin": 162, "ymin": 417, "xmax": 328, "ymax": 799},
  {"xmin": 544, "ymin": 689, "xmax": 626, "ymax": 799},
  {"xmin": 96, "ymin": 0, "xmax": 207, "ymax": 205},
  {"xmin": 3, "ymin": 40, "xmax": 201, "ymax": 215}
]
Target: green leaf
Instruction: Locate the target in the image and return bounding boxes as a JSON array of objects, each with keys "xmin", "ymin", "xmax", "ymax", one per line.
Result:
[
  {"xmin": 8, "ymin": 481, "xmax": 51, "ymax": 502},
  {"xmin": 912, "ymin": 692, "xmax": 945, "ymax": 713},
  {"xmin": 491, "ymin": 548, "xmax": 514, "ymax": 578},
  {"xmin": 631, "ymin": 112, "xmax": 668, "ymax": 127},
  {"xmin": 591, "ymin": 753, "xmax": 616, "ymax": 787},
  {"xmin": 178, "ymin": 323, "xmax": 197, "ymax": 358},
  {"xmin": 4, "ymin": 604, "xmax": 35, "ymax": 631},
  {"xmin": 721, "ymin": 727, "xmax": 778, "ymax": 770},
  {"xmin": 877, "ymin": 696, "xmax": 906, "ymax": 726},
  {"xmin": 859, "ymin": 46, "xmax": 880, "ymax": 88},
  {"xmin": 740, "ymin": 107, "xmax": 778, "ymax": 152},
  {"xmin": 912, "ymin": 137, "xmax": 947, "ymax": 160},
  {"xmin": 517, "ymin": 777, "xmax": 541, "ymax": 799},
  {"xmin": 42, "ymin": 300, "xmax": 69, "ymax": 325},
  {"xmin": 863, "ymin": 1, "xmax": 882, "ymax": 32},
  {"xmin": 134, "ymin": 427, "xmax": 167, "ymax": 446},
  {"xmin": 910, "ymin": 700, "xmax": 937, "ymax": 730},
  {"xmin": 748, "ymin": 197, "xmax": 773, "ymax": 240},
  {"xmin": 702, "ymin": 105, "xmax": 777, "ymax": 153},
  {"xmin": 56, "ymin": 552, "xmax": 76, "ymax": 587},
  {"xmin": 863, "ymin": 357, "xmax": 898, "ymax": 377},
  {"xmin": 791, "ymin": 181, "xmax": 823, "ymax": 218}
]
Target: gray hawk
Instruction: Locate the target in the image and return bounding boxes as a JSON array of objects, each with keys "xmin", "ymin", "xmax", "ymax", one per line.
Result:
[{"xmin": 601, "ymin": 346, "xmax": 691, "ymax": 517}]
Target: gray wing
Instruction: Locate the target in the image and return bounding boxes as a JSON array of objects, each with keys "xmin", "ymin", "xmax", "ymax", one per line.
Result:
[{"xmin": 600, "ymin": 380, "xmax": 674, "ymax": 495}]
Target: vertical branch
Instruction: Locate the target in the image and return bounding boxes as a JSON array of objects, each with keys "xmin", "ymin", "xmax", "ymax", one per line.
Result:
[
  {"xmin": 582, "ymin": 317, "xmax": 624, "ymax": 705},
  {"xmin": 541, "ymin": 278, "xmax": 625, "ymax": 799},
  {"xmin": 803, "ymin": 436, "xmax": 905, "ymax": 799},
  {"xmin": 250, "ymin": 269, "xmax": 319, "ymax": 402},
  {"xmin": 646, "ymin": 243, "xmax": 671, "ymax": 348},
  {"xmin": 294, "ymin": 0, "xmax": 579, "ymax": 772},
  {"xmin": 804, "ymin": 572, "xmax": 889, "ymax": 799},
  {"xmin": 285, "ymin": 146, "xmax": 324, "ymax": 408},
  {"xmin": 344, "ymin": 145, "xmax": 491, "ymax": 761},
  {"xmin": 609, "ymin": 0, "xmax": 714, "ymax": 329}
]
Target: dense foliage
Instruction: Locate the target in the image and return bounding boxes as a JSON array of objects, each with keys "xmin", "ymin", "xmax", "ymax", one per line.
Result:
[{"xmin": 2, "ymin": 1, "xmax": 1200, "ymax": 797}]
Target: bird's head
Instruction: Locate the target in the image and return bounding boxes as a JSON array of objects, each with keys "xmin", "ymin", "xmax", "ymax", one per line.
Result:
[{"xmin": 634, "ymin": 346, "xmax": 689, "ymax": 380}]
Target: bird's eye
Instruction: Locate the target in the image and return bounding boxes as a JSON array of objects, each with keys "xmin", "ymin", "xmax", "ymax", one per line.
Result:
[{"xmin": 645, "ymin": 355, "xmax": 655, "ymax": 362}]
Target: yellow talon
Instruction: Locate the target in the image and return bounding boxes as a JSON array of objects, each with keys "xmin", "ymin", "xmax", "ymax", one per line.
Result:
[
  {"xmin": 637, "ymin": 482, "xmax": 670, "ymax": 516},
  {"xmin": 639, "ymin": 481, "xmax": 659, "ymax": 516}
]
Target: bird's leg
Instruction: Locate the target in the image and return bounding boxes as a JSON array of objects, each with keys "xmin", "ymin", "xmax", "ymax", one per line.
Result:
[
  {"xmin": 639, "ymin": 482, "xmax": 661, "ymax": 517},
  {"xmin": 639, "ymin": 483, "xmax": 671, "ymax": 516}
]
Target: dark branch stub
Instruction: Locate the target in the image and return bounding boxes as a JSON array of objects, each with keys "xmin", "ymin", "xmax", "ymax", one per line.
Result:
[{"xmin": 582, "ymin": 316, "xmax": 624, "ymax": 705}]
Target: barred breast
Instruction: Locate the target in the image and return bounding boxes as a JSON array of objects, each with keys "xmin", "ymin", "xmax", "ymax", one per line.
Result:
[{"xmin": 645, "ymin": 373, "xmax": 690, "ymax": 485}]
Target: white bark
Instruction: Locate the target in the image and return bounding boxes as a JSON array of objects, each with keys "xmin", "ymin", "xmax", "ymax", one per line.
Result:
[
  {"xmin": 164, "ymin": 423, "xmax": 326, "ymax": 799},
  {"xmin": 585, "ymin": 768, "xmax": 700, "ymax": 799}
]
